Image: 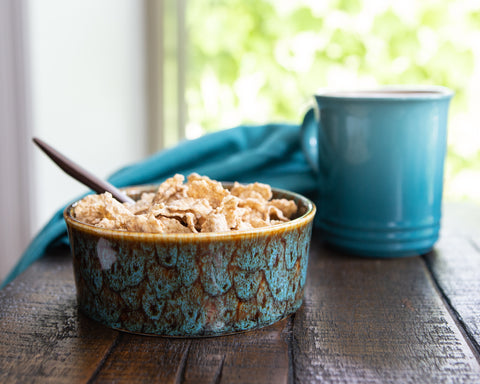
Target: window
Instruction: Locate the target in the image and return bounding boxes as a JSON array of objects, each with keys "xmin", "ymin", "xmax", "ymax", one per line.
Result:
[{"xmin": 151, "ymin": 0, "xmax": 480, "ymax": 201}]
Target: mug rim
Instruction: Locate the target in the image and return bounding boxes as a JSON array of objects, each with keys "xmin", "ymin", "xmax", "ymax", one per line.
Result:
[{"xmin": 314, "ymin": 85, "xmax": 454, "ymax": 100}]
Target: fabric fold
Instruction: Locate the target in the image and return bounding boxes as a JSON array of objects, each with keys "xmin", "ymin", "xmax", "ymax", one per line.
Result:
[{"xmin": 2, "ymin": 122, "xmax": 316, "ymax": 287}]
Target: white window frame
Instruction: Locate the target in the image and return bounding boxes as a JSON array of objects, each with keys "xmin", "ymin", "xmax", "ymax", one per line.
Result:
[
  {"xmin": 0, "ymin": 0, "xmax": 33, "ymax": 282},
  {"xmin": 145, "ymin": 0, "xmax": 187, "ymax": 151},
  {"xmin": 0, "ymin": 0, "xmax": 184, "ymax": 283}
]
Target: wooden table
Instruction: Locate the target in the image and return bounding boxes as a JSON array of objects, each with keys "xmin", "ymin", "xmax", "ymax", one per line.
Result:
[{"xmin": 1, "ymin": 202, "xmax": 480, "ymax": 383}]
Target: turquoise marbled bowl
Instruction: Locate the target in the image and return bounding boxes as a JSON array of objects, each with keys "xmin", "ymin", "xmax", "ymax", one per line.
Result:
[{"xmin": 64, "ymin": 185, "xmax": 315, "ymax": 337}]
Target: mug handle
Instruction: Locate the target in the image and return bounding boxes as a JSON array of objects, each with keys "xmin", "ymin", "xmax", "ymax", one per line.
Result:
[{"xmin": 300, "ymin": 107, "xmax": 319, "ymax": 174}]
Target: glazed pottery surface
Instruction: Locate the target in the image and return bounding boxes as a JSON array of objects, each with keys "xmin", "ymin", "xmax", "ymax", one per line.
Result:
[
  {"xmin": 64, "ymin": 185, "xmax": 315, "ymax": 337},
  {"xmin": 301, "ymin": 86, "xmax": 453, "ymax": 257}
]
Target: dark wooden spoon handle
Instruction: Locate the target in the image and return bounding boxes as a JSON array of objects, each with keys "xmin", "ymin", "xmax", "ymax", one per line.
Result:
[{"xmin": 33, "ymin": 137, "xmax": 134, "ymax": 204}]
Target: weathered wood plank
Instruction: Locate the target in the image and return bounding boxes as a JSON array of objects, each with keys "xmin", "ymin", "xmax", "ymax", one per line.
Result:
[
  {"xmin": 93, "ymin": 316, "xmax": 290, "ymax": 383},
  {"xmin": 91, "ymin": 334, "xmax": 191, "ymax": 383},
  {"xmin": 185, "ymin": 317, "xmax": 290, "ymax": 384},
  {"xmin": 293, "ymin": 232, "xmax": 480, "ymax": 383},
  {"xmin": 0, "ymin": 247, "xmax": 119, "ymax": 384},
  {"xmin": 424, "ymin": 202, "xmax": 480, "ymax": 355},
  {"xmin": 0, "ymin": 248, "xmax": 290, "ymax": 384},
  {"xmin": 1, "ymin": 203, "xmax": 480, "ymax": 383}
]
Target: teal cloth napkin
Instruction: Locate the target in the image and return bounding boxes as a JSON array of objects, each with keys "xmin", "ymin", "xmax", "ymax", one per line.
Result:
[{"xmin": 2, "ymin": 122, "xmax": 316, "ymax": 287}]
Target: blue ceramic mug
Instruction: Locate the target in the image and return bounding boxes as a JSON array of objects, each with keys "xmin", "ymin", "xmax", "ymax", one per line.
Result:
[{"xmin": 301, "ymin": 86, "xmax": 453, "ymax": 257}]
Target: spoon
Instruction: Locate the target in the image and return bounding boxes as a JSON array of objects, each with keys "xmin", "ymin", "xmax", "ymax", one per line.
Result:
[{"xmin": 33, "ymin": 137, "xmax": 135, "ymax": 204}]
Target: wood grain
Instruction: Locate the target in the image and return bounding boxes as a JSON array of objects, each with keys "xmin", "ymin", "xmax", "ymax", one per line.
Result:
[
  {"xmin": 1, "ymin": 203, "xmax": 480, "ymax": 383},
  {"xmin": 93, "ymin": 318, "xmax": 290, "ymax": 384},
  {"xmin": 0, "ymin": 246, "xmax": 119, "ymax": 384},
  {"xmin": 424, "ymin": 202, "xmax": 480, "ymax": 355},
  {"xmin": 292, "ymin": 233, "xmax": 480, "ymax": 383}
]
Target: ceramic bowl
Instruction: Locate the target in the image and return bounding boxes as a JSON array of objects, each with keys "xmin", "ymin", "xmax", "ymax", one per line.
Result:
[{"xmin": 64, "ymin": 185, "xmax": 316, "ymax": 337}]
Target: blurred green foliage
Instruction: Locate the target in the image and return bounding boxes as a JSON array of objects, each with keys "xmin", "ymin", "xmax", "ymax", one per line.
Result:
[{"xmin": 185, "ymin": 0, "xmax": 480, "ymax": 201}]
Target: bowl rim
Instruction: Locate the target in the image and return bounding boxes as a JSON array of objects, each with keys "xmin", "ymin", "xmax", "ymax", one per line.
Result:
[{"xmin": 63, "ymin": 184, "xmax": 316, "ymax": 240}]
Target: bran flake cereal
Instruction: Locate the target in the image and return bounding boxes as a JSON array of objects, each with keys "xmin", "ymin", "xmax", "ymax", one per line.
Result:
[{"xmin": 73, "ymin": 173, "xmax": 298, "ymax": 234}]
